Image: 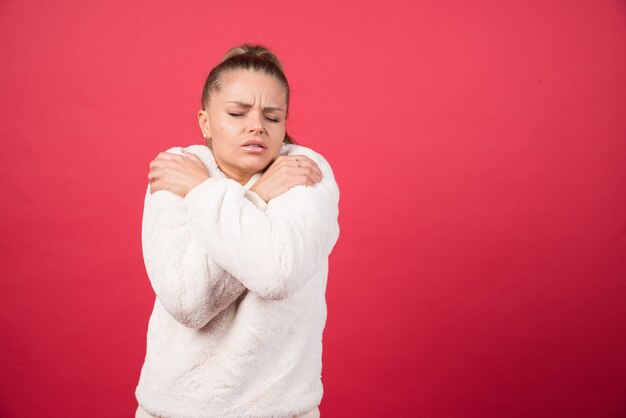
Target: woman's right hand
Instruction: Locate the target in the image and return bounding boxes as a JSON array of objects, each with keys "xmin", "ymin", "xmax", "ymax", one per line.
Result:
[{"xmin": 249, "ymin": 155, "xmax": 322, "ymax": 203}]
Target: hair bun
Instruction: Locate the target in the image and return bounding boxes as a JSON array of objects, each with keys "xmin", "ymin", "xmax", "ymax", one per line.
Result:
[{"xmin": 221, "ymin": 44, "xmax": 284, "ymax": 72}]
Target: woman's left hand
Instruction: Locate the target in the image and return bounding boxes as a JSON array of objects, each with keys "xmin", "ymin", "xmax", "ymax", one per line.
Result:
[{"xmin": 148, "ymin": 151, "xmax": 210, "ymax": 197}]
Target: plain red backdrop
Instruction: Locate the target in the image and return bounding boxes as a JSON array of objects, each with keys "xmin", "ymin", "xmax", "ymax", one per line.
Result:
[{"xmin": 1, "ymin": 0, "xmax": 625, "ymax": 417}]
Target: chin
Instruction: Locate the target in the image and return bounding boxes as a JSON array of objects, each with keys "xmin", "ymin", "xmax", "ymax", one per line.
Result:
[{"xmin": 238, "ymin": 157, "xmax": 273, "ymax": 174}]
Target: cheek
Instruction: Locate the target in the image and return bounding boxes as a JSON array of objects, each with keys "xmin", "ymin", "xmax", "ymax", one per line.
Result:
[
  {"xmin": 213, "ymin": 121, "xmax": 240, "ymax": 146},
  {"xmin": 270, "ymin": 124, "xmax": 286, "ymax": 140}
]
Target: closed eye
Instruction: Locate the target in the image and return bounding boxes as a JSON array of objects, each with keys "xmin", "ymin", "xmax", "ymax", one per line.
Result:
[{"xmin": 228, "ymin": 111, "xmax": 280, "ymax": 123}]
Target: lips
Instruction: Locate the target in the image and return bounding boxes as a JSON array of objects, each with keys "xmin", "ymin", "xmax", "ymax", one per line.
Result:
[
  {"xmin": 241, "ymin": 139, "xmax": 267, "ymax": 153},
  {"xmin": 241, "ymin": 139, "xmax": 266, "ymax": 148}
]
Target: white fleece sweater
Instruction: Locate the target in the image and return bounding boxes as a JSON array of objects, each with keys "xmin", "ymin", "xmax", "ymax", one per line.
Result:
[{"xmin": 135, "ymin": 143, "xmax": 340, "ymax": 418}]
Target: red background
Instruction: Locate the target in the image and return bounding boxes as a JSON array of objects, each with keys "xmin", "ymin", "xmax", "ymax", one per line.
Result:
[{"xmin": 1, "ymin": 0, "xmax": 625, "ymax": 417}]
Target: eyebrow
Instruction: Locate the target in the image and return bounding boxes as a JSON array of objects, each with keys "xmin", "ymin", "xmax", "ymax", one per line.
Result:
[{"xmin": 226, "ymin": 101, "xmax": 285, "ymax": 113}]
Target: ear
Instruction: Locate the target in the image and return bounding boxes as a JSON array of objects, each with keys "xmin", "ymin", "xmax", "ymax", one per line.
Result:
[{"xmin": 197, "ymin": 109, "xmax": 211, "ymax": 139}]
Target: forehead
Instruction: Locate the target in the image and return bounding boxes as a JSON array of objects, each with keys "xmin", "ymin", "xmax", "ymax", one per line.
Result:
[{"xmin": 215, "ymin": 70, "xmax": 287, "ymax": 105}]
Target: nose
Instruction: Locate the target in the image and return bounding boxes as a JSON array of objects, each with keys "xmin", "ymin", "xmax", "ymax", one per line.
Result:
[{"xmin": 247, "ymin": 111, "xmax": 265, "ymax": 135}]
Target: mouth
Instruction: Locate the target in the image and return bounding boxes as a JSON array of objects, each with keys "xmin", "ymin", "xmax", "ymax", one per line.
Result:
[{"xmin": 241, "ymin": 139, "xmax": 267, "ymax": 154}]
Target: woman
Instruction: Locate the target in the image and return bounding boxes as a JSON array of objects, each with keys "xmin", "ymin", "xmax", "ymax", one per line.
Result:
[{"xmin": 135, "ymin": 44, "xmax": 340, "ymax": 418}]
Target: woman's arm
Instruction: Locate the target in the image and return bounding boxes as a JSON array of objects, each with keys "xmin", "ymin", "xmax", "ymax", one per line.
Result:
[
  {"xmin": 141, "ymin": 182, "xmax": 246, "ymax": 329},
  {"xmin": 182, "ymin": 147, "xmax": 340, "ymax": 300}
]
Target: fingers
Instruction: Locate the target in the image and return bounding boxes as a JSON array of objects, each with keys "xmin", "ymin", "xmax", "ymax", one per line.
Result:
[
  {"xmin": 149, "ymin": 151, "xmax": 200, "ymax": 173},
  {"xmin": 148, "ymin": 168, "xmax": 165, "ymax": 196},
  {"xmin": 280, "ymin": 154, "xmax": 316, "ymax": 167},
  {"xmin": 149, "ymin": 151, "xmax": 186, "ymax": 169},
  {"xmin": 156, "ymin": 151, "xmax": 183, "ymax": 160},
  {"xmin": 149, "ymin": 158, "xmax": 169, "ymax": 171},
  {"xmin": 149, "ymin": 176, "xmax": 164, "ymax": 194},
  {"xmin": 182, "ymin": 150, "xmax": 200, "ymax": 160},
  {"xmin": 147, "ymin": 150, "xmax": 210, "ymax": 197},
  {"xmin": 149, "ymin": 158, "xmax": 161, "ymax": 170},
  {"xmin": 272, "ymin": 155, "xmax": 322, "ymax": 182},
  {"xmin": 147, "ymin": 169, "xmax": 160, "ymax": 183},
  {"xmin": 155, "ymin": 150, "xmax": 199, "ymax": 162},
  {"xmin": 249, "ymin": 154, "xmax": 325, "ymax": 202},
  {"xmin": 149, "ymin": 181, "xmax": 171, "ymax": 195},
  {"xmin": 290, "ymin": 157, "xmax": 322, "ymax": 184},
  {"xmin": 291, "ymin": 167, "xmax": 321, "ymax": 185}
]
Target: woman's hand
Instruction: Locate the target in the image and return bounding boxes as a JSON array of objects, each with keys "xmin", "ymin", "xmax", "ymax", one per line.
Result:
[
  {"xmin": 249, "ymin": 155, "xmax": 322, "ymax": 203},
  {"xmin": 148, "ymin": 151, "xmax": 210, "ymax": 197}
]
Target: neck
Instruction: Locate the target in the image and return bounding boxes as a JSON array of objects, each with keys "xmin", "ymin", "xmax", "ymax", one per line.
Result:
[{"xmin": 214, "ymin": 157, "xmax": 253, "ymax": 186}]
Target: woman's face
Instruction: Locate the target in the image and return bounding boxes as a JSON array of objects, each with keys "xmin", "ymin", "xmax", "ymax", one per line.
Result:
[{"xmin": 198, "ymin": 69, "xmax": 287, "ymax": 184}]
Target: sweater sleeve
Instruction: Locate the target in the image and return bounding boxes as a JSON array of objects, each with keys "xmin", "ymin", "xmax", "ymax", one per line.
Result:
[
  {"xmin": 141, "ymin": 182, "xmax": 247, "ymax": 329},
  {"xmin": 182, "ymin": 148, "xmax": 340, "ymax": 300}
]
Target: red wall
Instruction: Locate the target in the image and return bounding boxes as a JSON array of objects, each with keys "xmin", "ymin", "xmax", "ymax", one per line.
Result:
[{"xmin": 1, "ymin": 1, "xmax": 625, "ymax": 417}]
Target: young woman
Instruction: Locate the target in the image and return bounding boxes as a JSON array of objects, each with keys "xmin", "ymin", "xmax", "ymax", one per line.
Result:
[{"xmin": 135, "ymin": 44, "xmax": 340, "ymax": 418}]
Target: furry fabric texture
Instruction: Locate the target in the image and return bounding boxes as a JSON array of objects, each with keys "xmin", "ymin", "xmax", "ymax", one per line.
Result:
[{"xmin": 135, "ymin": 143, "xmax": 340, "ymax": 418}]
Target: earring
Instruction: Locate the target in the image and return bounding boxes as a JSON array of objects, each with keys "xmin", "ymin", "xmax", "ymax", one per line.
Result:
[{"xmin": 203, "ymin": 133, "xmax": 207, "ymax": 139}]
